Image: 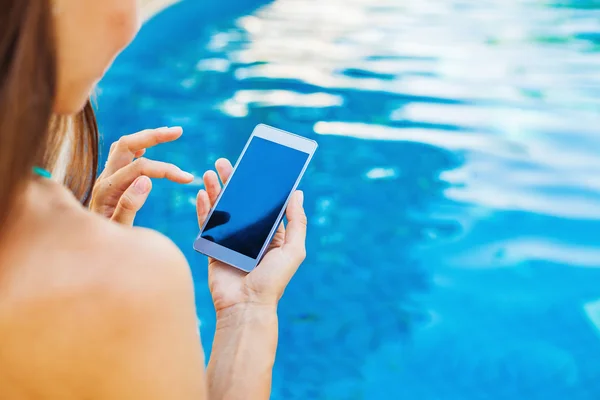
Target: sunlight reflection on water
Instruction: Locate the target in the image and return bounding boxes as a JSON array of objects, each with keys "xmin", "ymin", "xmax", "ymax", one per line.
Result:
[{"xmin": 99, "ymin": 0, "xmax": 600, "ymax": 398}]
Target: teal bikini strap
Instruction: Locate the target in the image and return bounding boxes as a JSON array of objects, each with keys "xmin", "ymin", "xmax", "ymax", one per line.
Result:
[{"xmin": 33, "ymin": 166, "xmax": 52, "ymax": 179}]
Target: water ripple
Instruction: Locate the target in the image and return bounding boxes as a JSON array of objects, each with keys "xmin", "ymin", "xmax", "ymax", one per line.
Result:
[{"xmin": 98, "ymin": 0, "xmax": 600, "ymax": 398}]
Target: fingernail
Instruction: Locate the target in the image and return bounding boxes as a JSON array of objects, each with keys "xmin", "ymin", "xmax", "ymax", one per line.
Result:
[
  {"xmin": 134, "ymin": 176, "xmax": 151, "ymax": 194},
  {"xmin": 297, "ymin": 191, "xmax": 304, "ymax": 206},
  {"xmin": 182, "ymin": 171, "xmax": 194, "ymax": 181}
]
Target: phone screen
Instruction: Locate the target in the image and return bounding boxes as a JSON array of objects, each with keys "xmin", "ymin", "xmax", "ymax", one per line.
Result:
[{"xmin": 201, "ymin": 136, "xmax": 310, "ymax": 259}]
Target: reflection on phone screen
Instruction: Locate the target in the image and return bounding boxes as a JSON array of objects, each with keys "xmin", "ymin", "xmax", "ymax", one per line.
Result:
[{"xmin": 202, "ymin": 137, "xmax": 309, "ymax": 259}]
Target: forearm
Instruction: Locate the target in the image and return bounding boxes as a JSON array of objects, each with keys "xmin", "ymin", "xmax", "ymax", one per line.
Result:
[{"xmin": 207, "ymin": 304, "xmax": 278, "ymax": 400}]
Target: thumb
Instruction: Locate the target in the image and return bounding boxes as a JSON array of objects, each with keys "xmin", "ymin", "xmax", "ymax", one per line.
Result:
[
  {"xmin": 111, "ymin": 176, "xmax": 152, "ymax": 226},
  {"xmin": 282, "ymin": 191, "xmax": 307, "ymax": 263}
]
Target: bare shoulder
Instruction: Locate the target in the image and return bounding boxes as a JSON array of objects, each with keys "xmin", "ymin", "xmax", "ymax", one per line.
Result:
[
  {"xmin": 0, "ymin": 206, "xmax": 205, "ymax": 398},
  {"xmin": 52, "ymin": 206, "xmax": 193, "ymax": 291},
  {"xmin": 82, "ymin": 211, "xmax": 188, "ymax": 273},
  {"xmin": 68, "ymin": 215, "xmax": 207, "ymax": 398},
  {"xmin": 60, "ymin": 210, "xmax": 197, "ymax": 324}
]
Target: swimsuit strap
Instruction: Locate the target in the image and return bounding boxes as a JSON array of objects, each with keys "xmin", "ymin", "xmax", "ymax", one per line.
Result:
[{"xmin": 32, "ymin": 167, "xmax": 52, "ymax": 179}]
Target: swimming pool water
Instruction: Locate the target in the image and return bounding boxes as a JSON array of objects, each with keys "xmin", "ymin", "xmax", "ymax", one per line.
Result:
[{"xmin": 97, "ymin": 0, "xmax": 600, "ymax": 398}]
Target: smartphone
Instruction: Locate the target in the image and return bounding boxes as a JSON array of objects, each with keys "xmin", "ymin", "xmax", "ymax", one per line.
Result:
[{"xmin": 193, "ymin": 124, "xmax": 318, "ymax": 272}]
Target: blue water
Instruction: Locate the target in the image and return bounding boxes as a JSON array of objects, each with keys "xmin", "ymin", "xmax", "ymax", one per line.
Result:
[{"xmin": 97, "ymin": 0, "xmax": 600, "ymax": 398}]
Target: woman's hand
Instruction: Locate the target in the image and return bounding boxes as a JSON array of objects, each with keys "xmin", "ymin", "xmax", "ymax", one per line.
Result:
[
  {"xmin": 90, "ymin": 127, "xmax": 194, "ymax": 225},
  {"xmin": 196, "ymin": 159, "xmax": 307, "ymax": 314}
]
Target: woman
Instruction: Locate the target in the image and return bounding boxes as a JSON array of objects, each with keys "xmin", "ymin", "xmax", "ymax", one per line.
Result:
[{"xmin": 0, "ymin": 1, "xmax": 307, "ymax": 399}]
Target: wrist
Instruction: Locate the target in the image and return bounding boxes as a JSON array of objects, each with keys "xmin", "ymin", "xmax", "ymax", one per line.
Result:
[
  {"xmin": 208, "ymin": 303, "xmax": 279, "ymax": 400},
  {"xmin": 215, "ymin": 303, "xmax": 278, "ymax": 330}
]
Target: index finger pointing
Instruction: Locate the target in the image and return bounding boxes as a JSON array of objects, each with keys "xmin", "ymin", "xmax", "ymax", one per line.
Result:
[
  {"xmin": 120, "ymin": 127, "xmax": 183, "ymax": 152},
  {"xmin": 104, "ymin": 127, "xmax": 183, "ymax": 175}
]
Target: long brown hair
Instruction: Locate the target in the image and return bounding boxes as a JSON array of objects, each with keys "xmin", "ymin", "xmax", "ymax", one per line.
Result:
[{"xmin": 0, "ymin": 1, "xmax": 99, "ymax": 227}]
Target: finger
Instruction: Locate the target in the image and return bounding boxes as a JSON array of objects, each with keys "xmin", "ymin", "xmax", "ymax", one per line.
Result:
[
  {"xmin": 268, "ymin": 221, "xmax": 286, "ymax": 249},
  {"xmin": 111, "ymin": 176, "xmax": 152, "ymax": 226},
  {"xmin": 109, "ymin": 157, "xmax": 194, "ymax": 193},
  {"xmin": 276, "ymin": 221, "xmax": 286, "ymax": 235},
  {"xmin": 203, "ymin": 170, "xmax": 221, "ymax": 205},
  {"xmin": 108, "ymin": 141, "xmax": 117, "ymax": 157},
  {"xmin": 215, "ymin": 158, "xmax": 234, "ymax": 185},
  {"xmin": 134, "ymin": 148, "xmax": 146, "ymax": 158},
  {"xmin": 122, "ymin": 127, "xmax": 181, "ymax": 151},
  {"xmin": 196, "ymin": 189, "xmax": 211, "ymax": 228},
  {"xmin": 282, "ymin": 191, "xmax": 307, "ymax": 261},
  {"xmin": 104, "ymin": 127, "xmax": 183, "ymax": 175}
]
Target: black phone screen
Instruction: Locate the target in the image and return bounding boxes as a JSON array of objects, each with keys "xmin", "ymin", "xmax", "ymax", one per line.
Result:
[{"xmin": 201, "ymin": 137, "xmax": 310, "ymax": 259}]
